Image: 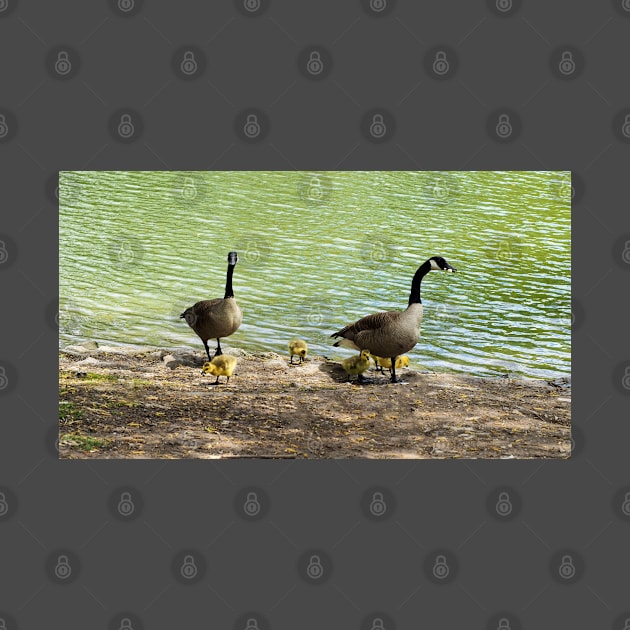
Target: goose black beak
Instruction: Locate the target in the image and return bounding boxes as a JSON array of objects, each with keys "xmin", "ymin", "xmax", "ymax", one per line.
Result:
[{"xmin": 445, "ymin": 263, "xmax": 456, "ymax": 272}]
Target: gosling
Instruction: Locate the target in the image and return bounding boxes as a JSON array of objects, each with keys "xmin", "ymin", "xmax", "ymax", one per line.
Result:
[
  {"xmin": 201, "ymin": 355, "xmax": 237, "ymax": 385},
  {"xmin": 371, "ymin": 354, "xmax": 410, "ymax": 374},
  {"xmin": 288, "ymin": 339, "xmax": 308, "ymax": 364},
  {"xmin": 342, "ymin": 349, "xmax": 372, "ymax": 384}
]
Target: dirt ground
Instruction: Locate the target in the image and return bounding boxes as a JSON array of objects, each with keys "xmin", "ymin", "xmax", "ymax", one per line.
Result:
[{"xmin": 58, "ymin": 344, "xmax": 571, "ymax": 460}]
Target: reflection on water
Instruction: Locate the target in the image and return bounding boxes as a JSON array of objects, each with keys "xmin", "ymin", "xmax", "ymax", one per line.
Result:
[{"xmin": 60, "ymin": 171, "xmax": 571, "ymax": 378}]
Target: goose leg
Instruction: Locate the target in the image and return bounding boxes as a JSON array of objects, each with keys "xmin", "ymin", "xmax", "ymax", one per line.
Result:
[
  {"xmin": 203, "ymin": 340, "xmax": 212, "ymax": 362},
  {"xmin": 213, "ymin": 338, "xmax": 223, "ymax": 358},
  {"xmin": 390, "ymin": 357, "xmax": 399, "ymax": 383}
]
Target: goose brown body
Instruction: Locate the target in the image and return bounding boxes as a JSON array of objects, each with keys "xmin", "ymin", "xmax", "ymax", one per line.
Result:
[
  {"xmin": 331, "ymin": 256, "xmax": 456, "ymax": 383},
  {"xmin": 181, "ymin": 251, "xmax": 243, "ymax": 361}
]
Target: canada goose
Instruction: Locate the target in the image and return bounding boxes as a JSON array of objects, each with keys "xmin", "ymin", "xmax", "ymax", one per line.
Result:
[
  {"xmin": 332, "ymin": 256, "xmax": 456, "ymax": 383},
  {"xmin": 201, "ymin": 355, "xmax": 238, "ymax": 384},
  {"xmin": 181, "ymin": 251, "xmax": 243, "ymax": 361},
  {"xmin": 372, "ymin": 354, "xmax": 409, "ymax": 374},
  {"xmin": 342, "ymin": 349, "xmax": 372, "ymax": 383},
  {"xmin": 288, "ymin": 339, "xmax": 308, "ymax": 364}
]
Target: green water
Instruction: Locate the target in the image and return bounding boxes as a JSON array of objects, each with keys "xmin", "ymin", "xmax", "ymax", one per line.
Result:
[{"xmin": 59, "ymin": 170, "xmax": 571, "ymax": 379}]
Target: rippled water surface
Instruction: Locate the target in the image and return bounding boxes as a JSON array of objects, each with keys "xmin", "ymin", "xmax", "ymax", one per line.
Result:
[{"xmin": 60, "ymin": 171, "xmax": 571, "ymax": 378}]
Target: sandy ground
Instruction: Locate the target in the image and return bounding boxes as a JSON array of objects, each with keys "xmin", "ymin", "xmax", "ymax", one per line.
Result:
[{"xmin": 58, "ymin": 344, "xmax": 571, "ymax": 460}]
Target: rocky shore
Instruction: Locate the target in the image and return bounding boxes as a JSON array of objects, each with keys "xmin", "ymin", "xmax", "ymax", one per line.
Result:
[{"xmin": 58, "ymin": 342, "xmax": 571, "ymax": 459}]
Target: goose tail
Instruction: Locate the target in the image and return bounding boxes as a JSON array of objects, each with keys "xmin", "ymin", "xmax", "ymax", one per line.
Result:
[{"xmin": 333, "ymin": 338, "xmax": 360, "ymax": 350}]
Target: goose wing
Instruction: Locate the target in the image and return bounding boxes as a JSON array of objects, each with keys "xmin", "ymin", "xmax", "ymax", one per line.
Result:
[
  {"xmin": 332, "ymin": 310, "xmax": 399, "ymax": 339},
  {"xmin": 180, "ymin": 298, "xmax": 223, "ymax": 320}
]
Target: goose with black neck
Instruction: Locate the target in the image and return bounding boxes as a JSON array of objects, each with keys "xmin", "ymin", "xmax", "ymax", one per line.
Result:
[
  {"xmin": 331, "ymin": 256, "xmax": 456, "ymax": 383},
  {"xmin": 180, "ymin": 251, "xmax": 243, "ymax": 361}
]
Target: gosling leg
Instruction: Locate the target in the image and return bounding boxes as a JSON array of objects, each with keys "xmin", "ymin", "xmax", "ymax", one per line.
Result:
[{"xmin": 290, "ymin": 355, "xmax": 294, "ymax": 364}]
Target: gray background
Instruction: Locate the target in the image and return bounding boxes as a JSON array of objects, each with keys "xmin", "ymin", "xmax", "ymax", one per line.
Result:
[{"xmin": 1, "ymin": 0, "xmax": 629, "ymax": 628}]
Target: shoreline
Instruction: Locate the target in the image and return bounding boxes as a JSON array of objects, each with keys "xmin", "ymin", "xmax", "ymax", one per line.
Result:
[{"xmin": 59, "ymin": 342, "xmax": 571, "ymax": 460}]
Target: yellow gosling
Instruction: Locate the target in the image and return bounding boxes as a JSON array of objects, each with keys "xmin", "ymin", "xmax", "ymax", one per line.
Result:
[
  {"xmin": 201, "ymin": 355, "xmax": 238, "ymax": 385},
  {"xmin": 288, "ymin": 339, "xmax": 308, "ymax": 364},
  {"xmin": 342, "ymin": 349, "xmax": 372, "ymax": 383},
  {"xmin": 372, "ymin": 355, "xmax": 410, "ymax": 374}
]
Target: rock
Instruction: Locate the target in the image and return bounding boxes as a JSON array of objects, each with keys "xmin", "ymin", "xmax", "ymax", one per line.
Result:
[
  {"xmin": 76, "ymin": 357, "xmax": 101, "ymax": 365},
  {"xmin": 63, "ymin": 341, "xmax": 99, "ymax": 353}
]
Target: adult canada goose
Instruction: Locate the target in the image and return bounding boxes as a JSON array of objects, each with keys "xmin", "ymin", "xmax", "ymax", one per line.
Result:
[
  {"xmin": 201, "ymin": 355, "xmax": 238, "ymax": 385},
  {"xmin": 181, "ymin": 251, "xmax": 243, "ymax": 361},
  {"xmin": 288, "ymin": 339, "xmax": 308, "ymax": 364},
  {"xmin": 342, "ymin": 349, "xmax": 372, "ymax": 383},
  {"xmin": 331, "ymin": 256, "xmax": 456, "ymax": 383}
]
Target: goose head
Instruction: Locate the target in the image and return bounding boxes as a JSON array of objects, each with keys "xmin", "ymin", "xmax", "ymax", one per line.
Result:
[
  {"xmin": 227, "ymin": 251, "xmax": 238, "ymax": 266},
  {"xmin": 429, "ymin": 256, "xmax": 456, "ymax": 272}
]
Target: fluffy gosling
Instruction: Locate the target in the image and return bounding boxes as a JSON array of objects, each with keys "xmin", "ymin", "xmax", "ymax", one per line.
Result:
[
  {"xmin": 342, "ymin": 349, "xmax": 372, "ymax": 383},
  {"xmin": 371, "ymin": 354, "xmax": 410, "ymax": 374},
  {"xmin": 201, "ymin": 355, "xmax": 238, "ymax": 385},
  {"xmin": 288, "ymin": 339, "xmax": 308, "ymax": 364}
]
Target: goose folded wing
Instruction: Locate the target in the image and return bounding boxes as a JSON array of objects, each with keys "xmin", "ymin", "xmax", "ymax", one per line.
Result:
[{"xmin": 332, "ymin": 310, "xmax": 396, "ymax": 338}]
